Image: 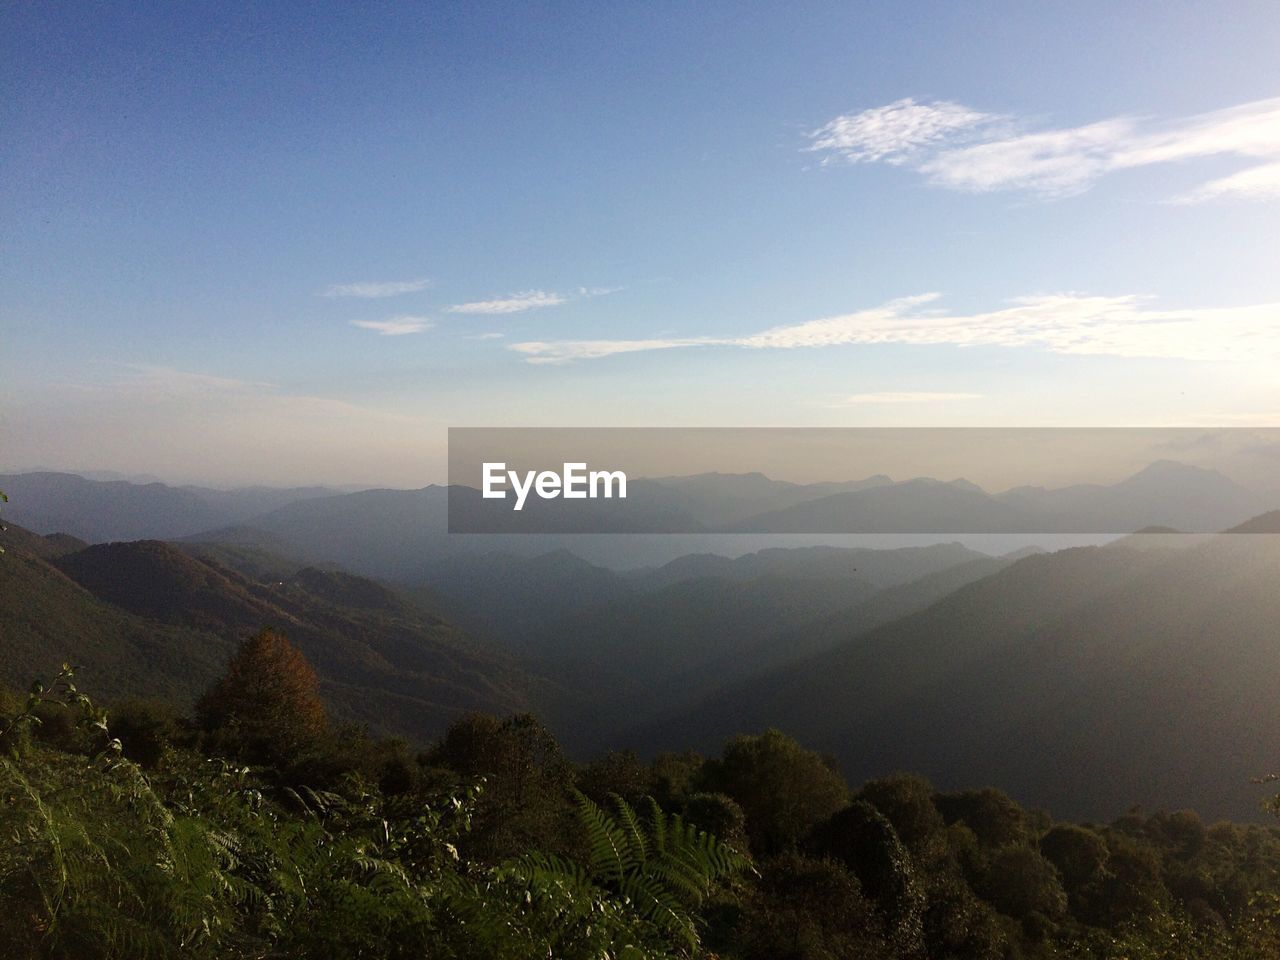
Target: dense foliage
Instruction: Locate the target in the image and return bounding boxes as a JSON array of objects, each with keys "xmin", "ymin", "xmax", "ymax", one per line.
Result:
[{"xmin": 5, "ymin": 640, "xmax": 1280, "ymax": 959}]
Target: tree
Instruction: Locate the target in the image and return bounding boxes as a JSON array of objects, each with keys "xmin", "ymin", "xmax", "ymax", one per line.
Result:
[
  {"xmin": 425, "ymin": 712, "xmax": 575, "ymax": 861},
  {"xmin": 935, "ymin": 788, "xmax": 1030, "ymax": 848},
  {"xmin": 577, "ymin": 749, "xmax": 654, "ymax": 806},
  {"xmin": 978, "ymin": 846, "xmax": 1068, "ymax": 922},
  {"xmin": 732, "ymin": 853, "xmax": 894, "ymax": 960},
  {"xmin": 196, "ymin": 628, "xmax": 327, "ymax": 764},
  {"xmin": 700, "ymin": 729, "xmax": 849, "ymax": 856},
  {"xmin": 812, "ymin": 800, "xmax": 926, "ymax": 957},
  {"xmin": 1040, "ymin": 823, "xmax": 1109, "ymax": 894},
  {"xmin": 856, "ymin": 774, "xmax": 946, "ymax": 854}
]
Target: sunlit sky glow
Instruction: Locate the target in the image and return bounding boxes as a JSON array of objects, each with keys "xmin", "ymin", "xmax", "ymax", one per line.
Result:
[{"xmin": 2, "ymin": 2, "xmax": 1278, "ymax": 486}]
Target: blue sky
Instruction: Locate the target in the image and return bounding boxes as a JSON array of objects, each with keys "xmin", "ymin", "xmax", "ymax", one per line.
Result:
[{"xmin": 3, "ymin": 1, "xmax": 1279, "ymax": 485}]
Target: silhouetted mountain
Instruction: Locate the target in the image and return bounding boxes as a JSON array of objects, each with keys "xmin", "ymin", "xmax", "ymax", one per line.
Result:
[
  {"xmin": 1225, "ymin": 510, "xmax": 1280, "ymax": 533},
  {"xmin": 546, "ymin": 549, "xmax": 1029, "ymax": 753},
  {"xmin": 196, "ymin": 486, "xmax": 455, "ymax": 578},
  {"xmin": 631, "ymin": 542, "xmax": 984, "ymax": 590},
  {"xmin": 634, "ymin": 530, "xmax": 1280, "ymax": 820},
  {"xmin": 995, "ymin": 460, "xmax": 1268, "ymax": 533},
  {"xmin": 728, "ymin": 478, "xmax": 1031, "ymax": 533},
  {"xmin": 7, "ymin": 464, "xmax": 1271, "ymax": 558},
  {"xmin": 532, "ymin": 573, "xmax": 880, "ymax": 747},
  {"xmin": 411, "ymin": 549, "xmax": 635, "ymax": 649},
  {"xmin": 729, "ymin": 463, "xmax": 1271, "ymax": 533},
  {"xmin": 0, "ymin": 471, "xmax": 347, "ymax": 542},
  {"xmin": 633, "ymin": 472, "xmax": 894, "ymax": 528}
]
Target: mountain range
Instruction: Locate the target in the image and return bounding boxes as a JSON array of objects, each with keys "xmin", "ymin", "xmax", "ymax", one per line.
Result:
[
  {"xmin": 3, "ymin": 463, "xmax": 1273, "ymax": 577},
  {"xmin": 632, "ymin": 532, "xmax": 1280, "ymax": 821}
]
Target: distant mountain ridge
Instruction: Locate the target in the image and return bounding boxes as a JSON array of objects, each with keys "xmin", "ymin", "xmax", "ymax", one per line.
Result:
[
  {"xmin": 6, "ymin": 462, "xmax": 1272, "ymax": 567},
  {"xmin": 0, "ymin": 471, "xmax": 348, "ymax": 542}
]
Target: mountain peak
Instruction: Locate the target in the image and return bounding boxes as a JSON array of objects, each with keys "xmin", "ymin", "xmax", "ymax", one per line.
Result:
[
  {"xmin": 1224, "ymin": 510, "xmax": 1280, "ymax": 534},
  {"xmin": 1126, "ymin": 459, "xmax": 1226, "ymax": 482}
]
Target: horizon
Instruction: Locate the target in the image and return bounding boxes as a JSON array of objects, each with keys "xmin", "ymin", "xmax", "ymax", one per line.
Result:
[{"xmin": 5, "ymin": 452, "xmax": 1280, "ymax": 502}]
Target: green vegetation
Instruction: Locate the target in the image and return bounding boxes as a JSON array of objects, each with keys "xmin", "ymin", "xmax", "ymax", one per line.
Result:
[{"xmin": 5, "ymin": 644, "xmax": 1280, "ymax": 959}]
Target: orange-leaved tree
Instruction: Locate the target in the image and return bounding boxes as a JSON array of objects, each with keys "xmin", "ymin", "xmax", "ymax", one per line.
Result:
[{"xmin": 196, "ymin": 628, "xmax": 328, "ymax": 764}]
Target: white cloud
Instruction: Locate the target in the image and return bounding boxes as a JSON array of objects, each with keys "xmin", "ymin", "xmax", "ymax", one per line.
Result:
[
  {"xmin": 351, "ymin": 316, "xmax": 432, "ymax": 336},
  {"xmin": 807, "ymin": 98, "xmax": 1003, "ymax": 164},
  {"xmin": 832, "ymin": 392, "xmax": 983, "ymax": 404},
  {"xmin": 510, "ymin": 337, "xmax": 714, "ymax": 365},
  {"xmin": 446, "ymin": 286, "xmax": 618, "ymax": 315},
  {"xmin": 323, "ymin": 278, "xmax": 433, "ymax": 298},
  {"xmin": 809, "ymin": 95, "xmax": 1280, "ymax": 200},
  {"xmin": 510, "ymin": 292, "xmax": 1280, "ymax": 364},
  {"xmin": 464, "ymin": 332, "xmax": 506, "ymax": 340},
  {"xmin": 447, "ymin": 290, "xmax": 570, "ymax": 314},
  {"xmin": 1172, "ymin": 160, "xmax": 1280, "ymax": 203}
]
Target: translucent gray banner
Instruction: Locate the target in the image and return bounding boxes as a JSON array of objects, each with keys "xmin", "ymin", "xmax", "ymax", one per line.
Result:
[{"xmin": 447, "ymin": 428, "xmax": 1280, "ymax": 534}]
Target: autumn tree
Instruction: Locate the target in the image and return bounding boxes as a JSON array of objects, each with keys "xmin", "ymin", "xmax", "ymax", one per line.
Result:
[{"xmin": 196, "ymin": 628, "xmax": 328, "ymax": 764}]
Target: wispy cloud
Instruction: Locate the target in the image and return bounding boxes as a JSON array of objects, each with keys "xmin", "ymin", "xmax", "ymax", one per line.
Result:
[
  {"xmin": 446, "ymin": 286, "xmax": 618, "ymax": 315},
  {"xmin": 323, "ymin": 278, "xmax": 433, "ymax": 298},
  {"xmin": 447, "ymin": 290, "xmax": 570, "ymax": 314},
  {"xmin": 464, "ymin": 332, "xmax": 506, "ymax": 340},
  {"xmin": 102, "ymin": 363, "xmax": 279, "ymax": 396},
  {"xmin": 350, "ymin": 316, "xmax": 432, "ymax": 336},
  {"xmin": 510, "ymin": 292, "xmax": 1280, "ymax": 364},
  {"xmin": 807, "ymin": 95, "xmax": 1280, "ymax": 200},
  {"xmin": 831, "ymin": 391, "xmax": 983, "ymax": 404},
  {"xmin": 511, "ymin": 337, "xmax": 717, "ymax": 364},
  {"xmin": 1171, "ymin": 159, "xmax": 1280, "ymax": 203}
]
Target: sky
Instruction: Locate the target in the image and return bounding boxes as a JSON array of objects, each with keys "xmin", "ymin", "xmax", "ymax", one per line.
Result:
[{"xmin": 3, "ymin": 1, "xmax": 1279, "ymax": 487}]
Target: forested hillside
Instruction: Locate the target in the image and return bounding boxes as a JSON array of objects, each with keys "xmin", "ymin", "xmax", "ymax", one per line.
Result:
[
  {"xmin": 0, "ymin": 523, "xmax": 545, "ymax": 740},
  {"xmin": 637, "ymin": 534, "xmax": 1280, "ymax": 821}
]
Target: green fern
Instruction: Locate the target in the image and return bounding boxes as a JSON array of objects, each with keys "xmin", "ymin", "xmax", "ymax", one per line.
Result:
[{"xmin": 508, "ymin": 791, "xmax": 751, "ymax": 954}]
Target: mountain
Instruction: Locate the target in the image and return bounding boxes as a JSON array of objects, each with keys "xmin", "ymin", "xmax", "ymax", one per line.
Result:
[
  {"xmin": 0, "ymin": 526, "xmax": 237, "ymax": 704},
  {"xmin": 547, "ymin": 549, "xmax": 1025, "ymax": 752},
  {"xmin": 425, "ymin": 543, "xmax": 993, "ymax": 751},
  {"xmin": 12, "ymin": 463, "xmax": 1264, "ymax": 577},
  {"xmin": 1225, "ymin": 510, "xmax": 1280, "ymax": 534},
  {"xmin": 728, "ymin": 478, "xmax": 1034, "ymax": 533},
  {"xmin": 734, "ymin": 550, "xmax": 1038, "ymax": 674},
  {"xmin": 631, "ymin": 472, "xmax": 894, "ymax": 528},
  {"xmin": 0, "ymin": 523, "xmax": 547, "ymax": 741},
  {"xmin": 409, "ymin": 548, "xmax": 635, "ymax": 649},
  {"xmin": 633, "ymin": 526, "xmax": 1280, "ymax": 821},
  {"xmin": 0, "ymin": 471, "xmax": 347, "ymax": 542},
  {"xmin": 529, "ymin": 573, "xmax": 882, "ymax": 751},
  {"xmin": 995, "ymin": 460, "xmax": 1270, "ymax": 534},
  {"xmin": 728, "ymin": 463, "xmax": 1272, "ymax": 534},
  {"xmin": 630, "ymin": 542, "xmax": 984, "ymax": 590}
]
